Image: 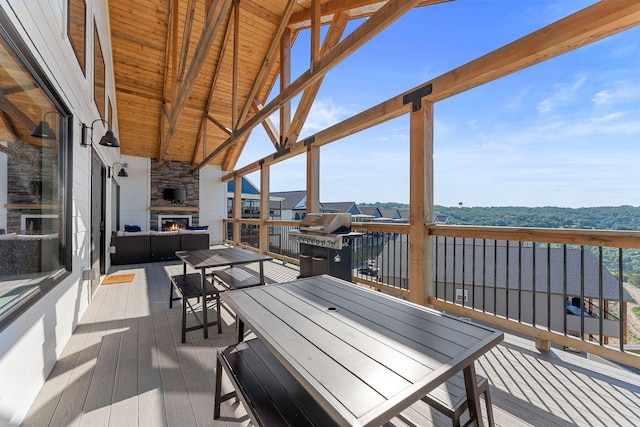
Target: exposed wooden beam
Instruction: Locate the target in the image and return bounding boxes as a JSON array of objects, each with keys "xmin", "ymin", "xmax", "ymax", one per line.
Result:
[
  {"xmin": 223, "ymin": 0, "xmax": 640, "ymax": 181},
  {"xmin": 191, "ymin": 5, "xmax": 234, "ymax": 164},
  {"xmin": 253, "ymin": 100, "xmax": 279, "ymax": 147},
  {"xmin": 288, "ymin": 0, "xmax": 449, "ymax": 29},
  {"xmin": 287, "ymin": 12, "xmax": 348, "ymax": 144},
  {"xmin": 176, "ymin": 0, "xmax": 197, "ymax": 99},
  {"xmin": 310, "ymin": 0, "xmax": 320, "ymax": 71},
  {"xmin": 206, "ymin": 114, "xmax": 232, "ymax": 135},
  {"xmin": 157, "ymin": 0, "xmax": 233, "ymax": 167},
  {"xmin": 279, "ymin": 28, "xmax": 291, "ymax": 146},
  {"xmin": 236, "ymin": 0, "xmax": 297, "ymax": 129},
  {"xmin": 192, "ymin": 0, "xmax": 422, "ymax": 173},
  {"xmin": 231, "ymin": 0, "xmax": 239, "ymax": 132}
]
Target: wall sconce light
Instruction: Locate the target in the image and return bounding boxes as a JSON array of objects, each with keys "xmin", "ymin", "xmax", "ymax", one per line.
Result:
[
  {"xmin": 31, "ymin": 111, "xmax": 57, "ymax": 140},
  {"xmin": 81, "ymin": 118, "xmax": 120, "ymax": 148},
  {"xmin": 113, "ymin": 162, "xmax": 128, "ymax": 177}
]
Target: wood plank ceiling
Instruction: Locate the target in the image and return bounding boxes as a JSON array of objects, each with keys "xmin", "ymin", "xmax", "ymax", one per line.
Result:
[{"xmin": 108, "ymin": 0, "xmax": 436, "ymax": 172}]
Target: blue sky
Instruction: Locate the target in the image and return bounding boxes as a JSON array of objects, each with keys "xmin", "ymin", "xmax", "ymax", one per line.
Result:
[{"xmin": 237, "ymin": 1, "xmax": 640, "ymax": 208}]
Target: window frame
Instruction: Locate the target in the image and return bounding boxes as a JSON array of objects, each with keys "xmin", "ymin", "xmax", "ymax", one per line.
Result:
[
  {"xmin": 0, "ymin": 7, "xmax": 73, "ymax": 331},
  {"xmin": 67, "ymin": 0, "xmax": 86, "ymax": 75}
]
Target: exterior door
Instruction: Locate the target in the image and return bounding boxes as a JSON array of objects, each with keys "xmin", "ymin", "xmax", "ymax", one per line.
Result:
[{"xmin": 90, "ymin": 153, "xmax": 106, "ymax": 294}]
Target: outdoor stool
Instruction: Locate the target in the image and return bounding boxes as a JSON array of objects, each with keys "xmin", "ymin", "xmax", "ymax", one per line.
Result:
[{"xmin": 169, "ymin": 273, "xmax": 221, "ymax": 343}]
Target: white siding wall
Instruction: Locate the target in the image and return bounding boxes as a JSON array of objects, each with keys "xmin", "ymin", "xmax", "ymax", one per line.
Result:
[
  {"xmin": 118, "ymin": 155, "xmax": 150, "ymax": 230},
  {"xmin": 200, "ymin": 165, "xmax": 226, "ymax": 245},
  {"xmin": 0, "ymin": 1, "xmax": 119, "ymax": 424}
]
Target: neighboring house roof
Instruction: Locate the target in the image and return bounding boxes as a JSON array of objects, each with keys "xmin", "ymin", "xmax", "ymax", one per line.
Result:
[
  {"xmin": 379, "ymin": 208, "xmax": 401, "ymax": 219},
  {"xmin": 378, "ymin": 236, "xmax": 632, "ymax": 301},
  {"xmin": 433, "ymin": 239, "xmax": 633, "ymax": 301},
  {"xmin": 270, "ymin": 190, "xmax": 307, "ymax": 210},
  {"xmin": 434, "ymin": 215, "xmax": 449, "ymax": 224},
  {"xmin": 226, "ymin": 176, "xmax": 260, "ymax": 195},
  {"xmin": 359, "ymin": 206, "xmax": 383, "ymax": 217},
  {"xmin": 322, "ymin": 202, "xmax": 361, "ymax": 215},
  {"xmin": 398, "ymin": 209, "xmax": 410, "ymax": 220}
]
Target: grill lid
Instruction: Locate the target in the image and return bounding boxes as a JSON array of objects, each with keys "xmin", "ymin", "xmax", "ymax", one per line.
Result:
[{"xmin": 298, "ymin": 213, "xmax": 351, "ymax": 234}]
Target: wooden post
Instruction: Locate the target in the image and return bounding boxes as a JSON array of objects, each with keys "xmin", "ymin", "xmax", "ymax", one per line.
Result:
[
  {"xmin": 408, "ymin": 97, "xmax": 433, "ymax": 306},
  {"xmin": 306, "ymin": 143, "xmax": 320, "ymax": 214},
  {"xmin": 260, "ymin": 162, "xmax": 270, "ymax": 254},
  {"xmin": 233, "ymin": 174, "xmax": 242, "ymax": 246}
]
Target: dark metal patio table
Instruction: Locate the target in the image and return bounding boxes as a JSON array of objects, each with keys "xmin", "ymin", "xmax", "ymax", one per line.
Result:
[
  {"xmin": 175, "ymin": 246, "xmax": 272, "ymax": 338},
  {"xmin": 222, "ymin": 274, "xmax": 504, "ymax": 426}
]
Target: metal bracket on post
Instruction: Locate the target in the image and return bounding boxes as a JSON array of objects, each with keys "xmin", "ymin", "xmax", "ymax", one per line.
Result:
[
  {"xmin": 402, "ymin": 83, "xmax": 433, "ymax": 112},
  {"xmin": 303, "ymin": 136, "xmax": 315, "ymax": 151}
]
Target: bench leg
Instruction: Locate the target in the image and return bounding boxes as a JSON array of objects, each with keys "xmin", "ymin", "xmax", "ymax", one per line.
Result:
[
  {"xmin": 482, "ymin": 382, "xmax": 495, "ymax": 427},
  {"xmin": 216, "ymin": 292, "xmax": 222, "ymax": 334},
  {"xmin": 463, "ymin": 364, "xmax": 484, "ymax": 427},
  {"xmin": 182, "ymin": 298, "xmax": 188, "ymax": 343},
  {"xmin": 214, "ymin": 354, "xmax": 223, "ymax": 419}
]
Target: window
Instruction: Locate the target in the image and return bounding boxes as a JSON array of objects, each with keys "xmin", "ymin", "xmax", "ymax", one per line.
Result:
[
  {"xmin": 0, "ymin": 11, "xmax": 71, "ymax": 329},
  {"xmin": 93, "ymin": 22, "xmax": 105, "ymax": 119},
  {"xmin": 67, "ymin": 0, "xmax": 86, "ymax": 75}
]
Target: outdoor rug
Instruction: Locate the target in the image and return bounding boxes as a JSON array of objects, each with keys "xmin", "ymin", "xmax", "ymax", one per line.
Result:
[{"xmin": 102, "ymin": 273, "xmax": 136, "ymax": 285}]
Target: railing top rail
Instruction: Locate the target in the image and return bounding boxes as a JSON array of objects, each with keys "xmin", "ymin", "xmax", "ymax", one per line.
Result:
[{"xmin": 428, "ymin": 224, "xmax": 640, "ymax": 250}]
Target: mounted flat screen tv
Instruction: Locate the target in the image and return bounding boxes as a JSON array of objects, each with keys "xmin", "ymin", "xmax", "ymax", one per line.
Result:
[{"xmin": 163, "ymin": 188, "xmax": 186, "ymax": 202}]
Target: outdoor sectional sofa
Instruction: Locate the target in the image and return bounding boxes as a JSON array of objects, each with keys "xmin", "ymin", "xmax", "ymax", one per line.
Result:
[{"xmin": 110, "ymin": 229, "xmax": 209, "ymax": 265}]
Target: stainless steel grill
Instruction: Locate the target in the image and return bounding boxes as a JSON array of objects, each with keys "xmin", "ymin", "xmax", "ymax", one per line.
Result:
[{"xmin": 289, "ymin": 213, "xmax": 362, "ymax": 281}]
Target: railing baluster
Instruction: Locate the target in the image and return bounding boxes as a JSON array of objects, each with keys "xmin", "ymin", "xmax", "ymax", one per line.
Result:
[
  {"xmin": 619, "ymin": 248, "xmax": 624, "ymax": 353},
  {"xmin": 599, "ymin": 246, "xmax": 604, "ymax": 346},
  {"xmin": 563, "ymin": 244, "xmax": 568, "ymax": 337},
  {"xmin": 580, "ymin": 245, "xmax": 585, "ymax": 341},
  {"xmin": 518, "ymin": 241, "xmax": 522, "ymax": 323},
  {"xmin": 532, "ymin": 242, "xmax": 537, "ymax": 327},
  {"xmin": 547, "ymin": 243, "xmax": 551, "ymax": 331}
]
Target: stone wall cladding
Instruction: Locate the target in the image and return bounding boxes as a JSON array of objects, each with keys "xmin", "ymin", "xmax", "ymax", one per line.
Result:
[{"xmin": 150, "ymin": 159, "xmax": 199, "ymax": 230}]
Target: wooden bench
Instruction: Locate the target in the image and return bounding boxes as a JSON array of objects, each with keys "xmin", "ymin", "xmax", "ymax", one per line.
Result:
[
  {"xmin": 214, "ymin": 338, "xmax": 494, "ymax": 427},
  {"xmin": 169, "ymin": 273, "xmax": 221, "ymax": 343},
  {"xmin": 214, "ymin": 338, "xmax": 340, "ymax": 427},
  {"xmin": 211, "ymin": 266, "xmax": 263, "ymax": 290}
]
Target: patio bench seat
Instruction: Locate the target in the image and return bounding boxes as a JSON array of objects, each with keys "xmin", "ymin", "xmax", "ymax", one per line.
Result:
[
  {"xmin": 214, "ymin": 338, "xmax": 340, "ymax": 427},
  {"xmin": 211, "ymin": 266, "xmax": 262, "ymax": 290},
  {"xmin": 169, "ymin": 273, "xmax": 221, "ymax": 343}
]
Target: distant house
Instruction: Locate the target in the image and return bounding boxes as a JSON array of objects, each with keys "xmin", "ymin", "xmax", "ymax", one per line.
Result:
[
  {"xmin": 434, "ymin": 215, "xmax": 450, "ymax": 224},
  {"xmin": 322, "ymin": 202, "xmax": 361, "ymax": 215},
  {"xmin": 398, "ymin": 209, "xmax": 410, "ymax": 223},
  {"xmin": 269, "ymin": 190, "xmax": 308, "ymax": 220},
  {"xmin": 377, "ymin": 237, "xmax": 633, "ymax": 339},
  {"xmin": 359, "ymin": 206, "xmax": 382, "ymax": 217},
  {"xmin": 378, "ymin": 208, "xmax": 402, "ymax": 222}
]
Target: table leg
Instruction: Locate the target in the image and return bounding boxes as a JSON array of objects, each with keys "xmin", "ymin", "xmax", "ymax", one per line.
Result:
[
  {"xmin": 201, "ymin": 268, "xmax": 208, "ymax": 339},
  {"xmin": 237, "ymin": 318, "xmax": 245, "ymax": 343},
  {"xmin": 463, "ymin": 363, "xmax": 484, "ymax": 427},
  {"xmin": 183, "ymin": 261, "xmax": 187, "ymax": 276},
  {"xmin": 259, "ymin": 261, "xmax": 265, "ymax": 285}
]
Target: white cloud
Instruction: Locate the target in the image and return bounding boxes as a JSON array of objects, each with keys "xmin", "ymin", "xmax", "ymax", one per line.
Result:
[
  {"xmin": 299, "ymin": 98, "xmax": 357, "ymax": 135},
  {"xmin": 537, "ymin": 75, "xmax": 587, "ymax": 113},
  {"xmin": 592, "ymin": 80, "xmax": 640, "ymax": 105}
]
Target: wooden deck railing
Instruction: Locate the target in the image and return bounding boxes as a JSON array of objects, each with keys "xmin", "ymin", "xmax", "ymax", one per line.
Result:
[{"xmin": 222, "ymin": 218, "xmax": 640, "ymax": 368}]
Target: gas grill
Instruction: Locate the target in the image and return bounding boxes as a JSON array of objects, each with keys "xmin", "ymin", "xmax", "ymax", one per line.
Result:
[{"xmin": 289, "ymin": 213, "xmax": 362, "ymax": 281}]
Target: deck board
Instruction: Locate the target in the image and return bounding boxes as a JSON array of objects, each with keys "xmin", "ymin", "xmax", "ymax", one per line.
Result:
[{"xmin": 22, "ymin": 259, "xmax": 640, "ymax": 427}]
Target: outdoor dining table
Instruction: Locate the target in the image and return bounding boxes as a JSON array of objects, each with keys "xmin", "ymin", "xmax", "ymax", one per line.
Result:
[
  {"xmin": 175, "ymin": 246, "xmax": 272, "ymax": 338},
  {"xmin": 222, "ymin": 274, "xmax": 504, "ymax": 426}
]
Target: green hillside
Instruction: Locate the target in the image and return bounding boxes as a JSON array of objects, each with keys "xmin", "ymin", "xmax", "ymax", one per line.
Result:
[{"xmin": 360, "ymin": 204, "xmax": 640, "ymax": 278}]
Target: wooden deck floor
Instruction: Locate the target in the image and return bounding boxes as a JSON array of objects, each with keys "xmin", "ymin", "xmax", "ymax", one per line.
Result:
[{"xmin": 22, "ymin": 259, "xmax": 640, "ymax": 427}]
